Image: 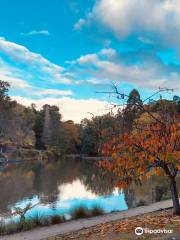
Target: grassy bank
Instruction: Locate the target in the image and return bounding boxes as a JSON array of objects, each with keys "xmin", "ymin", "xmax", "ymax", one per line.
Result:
[{"xmin": 0, "ymin": 206, "xmax": 104, "ymax": 236}]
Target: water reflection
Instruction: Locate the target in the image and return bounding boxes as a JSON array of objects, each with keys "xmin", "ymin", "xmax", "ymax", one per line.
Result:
[
  {"xmin": 0, "ymin": 157, "xmax": 179, "ymax": 221},
  {"xmin": 0, "ymin": 158, "xmax": 127, "ymax": 220}
]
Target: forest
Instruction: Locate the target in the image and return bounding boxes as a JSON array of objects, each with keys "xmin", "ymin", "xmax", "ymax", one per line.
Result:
[{"xmin": 0, "ymin": 80, "xmax": 180, "ymax": 157}]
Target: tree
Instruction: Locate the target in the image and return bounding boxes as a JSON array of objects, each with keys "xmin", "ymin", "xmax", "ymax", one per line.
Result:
[
  {"xmin": 0, "ymin": 81, "xmax": 35, "ymax": 148},
  {"xmin": 0, "ymin": 80, "xmax": 10, "ymax": 100},
  {"xmin": 80, "ymin": 114, "xmax": 121, "ymax": 155},
  {"xmin": 123, "ymin": 89, "xmax": 143, "ymax": 131},
  {"xmin": 101, "ymin": 106, "xmax": 180, "ymax": 215},
  {"xmin": 42, "ymin": 105, "xmax": 62, "ymax": 148},
  {"xmin": 62, "ymin": 120, "xmax": 81, "ymax": 154},
  {"xmin": 173, "ymin": 95, "xmax": 180, "ymax": 113},
  {"xmin": 33, "ymin": 110, "xmax": 45, "ymax": 149},
  {"xmin": 13, "ymin": 203, "xmax": 38, "ymax": 227}
]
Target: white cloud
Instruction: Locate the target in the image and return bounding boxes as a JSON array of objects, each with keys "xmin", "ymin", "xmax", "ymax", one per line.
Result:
[
  {"xmin": 0, "ymin": 37, "xmax": 63, "ymax": 71},
  {"xmin": 77, "ymin": 53, "xmax": 98, "ymax": 64},
  {"xmin": 0, "ymin": 74, "xmax": 31, "ymax": 89},
  {"xmin": 21, "ymin": 30, "xmax": 50, "ymax": 36},
  {"xmin": 0, "ymin": 58, "xmax": 32, "ymax": 90},
  {"xmin": 33, "ymin": 89, "xmax": 73, "ymax": 96},
  {"xmin": 0, "ymin": 37, "xmax": 72, "ymax": 85},
  {"xmin": 0, "ymin": 57, "xmax": 73, "ymax": 97},
  {"xmin": 75, "ymin": 79, "xmax": 100, "ymax": 85},
  {"xmin": 74, "ymin": 18, "xmax": 86, "ymax": 30},
  {"xmin": 99, "ymin": 48, "xmax": 117, "ymax": 58},
  {"xmin": 12, "ymin": 96, "xmax": 114, "ymax": 123},
  {"xmin": 84, "ymin": 0, "xmax": 180, "ymax": 50},
  {"xmin": 73, "ymin": 50, "xmax": 180, "ymax": 90}
]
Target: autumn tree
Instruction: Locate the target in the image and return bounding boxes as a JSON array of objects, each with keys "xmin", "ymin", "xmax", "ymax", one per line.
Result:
[
  {"xmin": 60, "ymin": 120, "xmax": 81, "ymax": 154},
  {"xmin": 100, "ymin": 88, "xmax": 180, "ymax": 215}
]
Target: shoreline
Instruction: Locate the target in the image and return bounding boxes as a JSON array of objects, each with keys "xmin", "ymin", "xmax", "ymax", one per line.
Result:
[{"xmin": 1, "ymin": 198, "xmax": 179, "ymax": 240}]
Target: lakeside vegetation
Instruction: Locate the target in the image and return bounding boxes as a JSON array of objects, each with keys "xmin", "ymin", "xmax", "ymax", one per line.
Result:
[{"xmin": 0, "ymin": 205, "xmax": 104, "ymax": 235}]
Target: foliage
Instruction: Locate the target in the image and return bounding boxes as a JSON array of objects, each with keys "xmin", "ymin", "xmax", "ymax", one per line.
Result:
[
  {"xmin": 90, "ymin": 206, "xmax": 104, "ymax": 216},
  {"xmin": 100, "ymin": 90, "xmax": 180, "ymax": 215},
  {"xmin": 50, "ymin": 215, "xmax": 65, "ymax": 225},
  {"xmin": 123, "ymin": 89, "xmax": 143, "ymax": 131},
  {"xmin": 70, "ymin": 206, "xmax": 90, "ymax": 219},
  {"xmin": 0, "ymin": 80, "xmax": 80, "ymax": 155},
  {"xmin": 1, "ymin": 79, "xmax": 180, "ymax": 168},
  {"xmin": 0, "ymin": 205, "xmax": 104, "ymax": 236},
  {"xmin": 12, "ymin": 203, "xmax": 39, "ymax": 226},
  {"xmin": 70, "ymin": 206, "xmax": 105, "ymax": 220},
  {"xmin": 60, "ymin": 120, "xmax": 81, "ymax": 154},
  {"xmin": 80, "ymin": 114, "xmax": 122, "ymax": 155},
  {"xmin": 0, "ymin": 80, "xmax": 10, "ymax": 100}
]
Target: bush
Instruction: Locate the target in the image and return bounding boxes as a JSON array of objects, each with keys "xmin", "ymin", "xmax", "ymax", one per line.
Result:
[
  {"xmin": 90, "ymin": 206, "xmax": 104, "ymax": 216},
  {"xmin": 70, "ymin": 206, "xmax": 90, "ymax": 220},
  {"xmin": 70, "ymin": 206, "xmax": 105, "ymax": 220},
  {"xmin": 50, "ymin": 215, "xmax": 65, "ymax": 225}
]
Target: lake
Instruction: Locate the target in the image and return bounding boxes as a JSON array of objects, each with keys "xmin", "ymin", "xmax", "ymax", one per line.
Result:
[{"xmin": 0, "ymin": 157, "xmax": 179, "ymax": 222}]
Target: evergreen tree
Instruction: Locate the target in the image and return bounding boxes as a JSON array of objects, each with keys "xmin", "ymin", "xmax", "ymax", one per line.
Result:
[{"xmin": 123, "ymin": 89, "xmax": 143, "ymax": 131}]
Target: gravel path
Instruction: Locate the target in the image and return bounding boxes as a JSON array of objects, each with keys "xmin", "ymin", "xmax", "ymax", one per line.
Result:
[{"xmin": 1, "ymin": 198, "xmax": 178, "ymax": 240}]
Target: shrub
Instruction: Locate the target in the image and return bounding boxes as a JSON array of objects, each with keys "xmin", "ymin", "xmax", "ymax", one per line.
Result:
[
  {"xmin": 50, "ymin": 215, "xmax": 65, "ymax": 225},
  {"xmin": 70, "ymin": 206, "xmax": 90, "ymax": 219},
  {"xmin": 90, "ymin": 206, "xmax": 104, "ymax": 216}
]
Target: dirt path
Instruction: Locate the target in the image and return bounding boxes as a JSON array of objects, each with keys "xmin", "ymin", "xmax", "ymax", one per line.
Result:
[{"xmin": 1, "ymin": 198, "xmax": 178, "ymax": 240}]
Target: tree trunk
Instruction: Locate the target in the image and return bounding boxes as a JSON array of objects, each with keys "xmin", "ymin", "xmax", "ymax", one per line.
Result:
[{"xmin": 170, "ymin": 178, "xmax": 180, "ymax": 215}]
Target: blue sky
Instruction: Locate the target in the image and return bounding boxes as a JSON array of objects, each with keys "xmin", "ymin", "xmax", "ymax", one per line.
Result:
[{"xmin": 0, "ymin": 0, "xmax": 180, "ymax": 122}]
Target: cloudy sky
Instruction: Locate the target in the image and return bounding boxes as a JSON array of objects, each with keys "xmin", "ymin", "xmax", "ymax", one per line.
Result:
[{"xmin": 0, "ymin": 0, "xmax": 180, "ymax": 122}]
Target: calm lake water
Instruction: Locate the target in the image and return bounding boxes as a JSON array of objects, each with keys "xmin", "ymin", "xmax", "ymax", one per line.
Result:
[{"xmin": 0, "ymin": 157, "xmax": 179, "ymax": 222}]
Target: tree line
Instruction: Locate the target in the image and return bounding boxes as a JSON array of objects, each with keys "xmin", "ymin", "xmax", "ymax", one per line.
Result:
[{"xmin": 0, "ymin": 80, "xmax": 179, "ymax": 157}]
